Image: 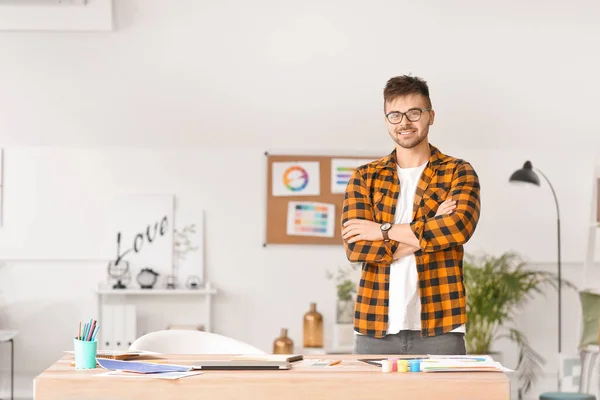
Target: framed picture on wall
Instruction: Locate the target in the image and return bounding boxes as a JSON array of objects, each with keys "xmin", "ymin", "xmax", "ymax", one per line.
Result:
[
  {"xmin": 110, "ymin": 194, "xmax": 175, "ymax": 279},
  {"xmin": 173, "ymin": 200, "xmax": 205, "ymax": 288}
]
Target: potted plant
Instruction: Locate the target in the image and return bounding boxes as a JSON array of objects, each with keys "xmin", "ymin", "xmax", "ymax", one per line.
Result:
[
  {"xmin": 464, "ymin": 251, "xmax": 575, "ymax": 397},
  {"xmin": 326, "ymin": 263, "xmax": 361, "ymax": 351},
  {"xmin": 326, "ymin": 263, "xmax": 360, "ymax": 324}
]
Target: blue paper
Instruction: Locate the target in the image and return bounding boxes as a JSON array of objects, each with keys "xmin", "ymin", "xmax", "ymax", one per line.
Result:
[{"xmin": 97, "ymin": 358, "xmax": 191, "ymax": 374}]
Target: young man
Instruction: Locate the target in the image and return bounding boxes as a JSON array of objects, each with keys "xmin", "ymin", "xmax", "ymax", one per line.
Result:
[{"xmin": 341, "ymin": 75, "xmax": 480, "ymax": 355}]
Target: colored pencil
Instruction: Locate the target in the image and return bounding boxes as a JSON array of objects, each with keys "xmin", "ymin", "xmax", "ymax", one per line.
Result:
[
  {"xmin": 87, "ymin": 318, "xmax": 93, "ymax": 339},
  {"xmin": 83, "ymin": 322, "xmax": 89, "ymax": 340},
  {"xmin": 91, "ymin": 324, "xmax": 100, "ymax": 341},
  {"xmin": 87, "ymin": 320, "xmax": 97, "ymax": 341}
]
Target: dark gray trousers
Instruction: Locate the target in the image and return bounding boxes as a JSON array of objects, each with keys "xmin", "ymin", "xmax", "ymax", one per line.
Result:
[{"xmin": 354, "ymin": 330, "xmax": 466, "ymax": 355}]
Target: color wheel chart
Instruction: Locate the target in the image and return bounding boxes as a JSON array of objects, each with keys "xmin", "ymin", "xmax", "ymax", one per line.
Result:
[
  {"xmin": 287, "ymin": 201, "xmax": 335, "ymax": 237},
  {"xmin": 271, "ymin": 161, "xmax": 320, "ymax": 197},
  {"xmin": 283, "ymin": 165, "xmax": 309, "ymax": 192}
]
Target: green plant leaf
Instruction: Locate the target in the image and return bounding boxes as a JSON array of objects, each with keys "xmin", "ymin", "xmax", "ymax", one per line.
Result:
[{"xmin": 464, "ymin": 251, "xmax": 576, "ymax": 394}]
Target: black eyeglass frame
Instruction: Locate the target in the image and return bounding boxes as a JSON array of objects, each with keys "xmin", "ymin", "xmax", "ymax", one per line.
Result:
[{"xmin": 385, "ymin": 107, "xmax": 433, "ymax": 124}]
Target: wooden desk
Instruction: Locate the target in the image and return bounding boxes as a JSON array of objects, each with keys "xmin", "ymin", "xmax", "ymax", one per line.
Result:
[{"xmin": 34, "ymin": 354, "xmax": 510, "ymax": 400}]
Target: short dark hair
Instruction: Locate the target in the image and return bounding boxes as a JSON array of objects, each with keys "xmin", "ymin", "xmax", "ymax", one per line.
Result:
[{"xmin": 383, "ymin": 75, "xmax": 432, "ymax": 110}]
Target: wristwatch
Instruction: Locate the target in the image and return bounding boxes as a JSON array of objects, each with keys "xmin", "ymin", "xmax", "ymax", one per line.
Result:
[{"xmin": 380, "ymin": 222, "xmax": 392, "ymax": 241}]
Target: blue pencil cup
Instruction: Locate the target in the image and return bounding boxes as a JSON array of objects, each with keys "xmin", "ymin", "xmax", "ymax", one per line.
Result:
[{"xmin": 73, "ymin": 338, "xmax": 97, "ymax": 369}]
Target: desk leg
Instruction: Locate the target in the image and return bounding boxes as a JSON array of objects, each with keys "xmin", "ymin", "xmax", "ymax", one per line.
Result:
[{"xmin": 10, "ymin": 338, "xmax": 13, "ymax": 400}]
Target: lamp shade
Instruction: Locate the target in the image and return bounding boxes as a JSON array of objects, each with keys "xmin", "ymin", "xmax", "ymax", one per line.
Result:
[{"xmin": 509, "ymin": 161, "xmax": 540, "ymax": 186}]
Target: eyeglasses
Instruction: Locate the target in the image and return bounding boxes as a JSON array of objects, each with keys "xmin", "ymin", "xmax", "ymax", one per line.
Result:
[{"xmin": 385, "ymin": 108, "xmax": 432, "ymax": 124}]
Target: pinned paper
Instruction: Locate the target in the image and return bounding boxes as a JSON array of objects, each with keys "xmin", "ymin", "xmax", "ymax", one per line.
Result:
[
  {"xmin": 272, "ymin": 162, "xmax": 320, "ymax": 196},
  {"xmin": 287, "ymin": 201, "xmax": 335, "ymax": 237},
  {"xmin": 331, "ymin": 158, "xmax": 376, "ymax": 194}
]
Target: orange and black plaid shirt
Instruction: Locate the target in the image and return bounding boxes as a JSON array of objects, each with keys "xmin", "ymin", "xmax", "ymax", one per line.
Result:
[{"xmin": 341, "ymin": 144, "xmax": 481, "ymax": 338}]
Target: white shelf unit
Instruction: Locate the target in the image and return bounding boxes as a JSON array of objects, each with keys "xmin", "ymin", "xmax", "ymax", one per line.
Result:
[
  {"xmin": 95, "ymin": 282, "xmax": 217, "ymax": 350},
  {"xmin": 96, "ymin": 288, "xmax": 217, "ymax": 296}
]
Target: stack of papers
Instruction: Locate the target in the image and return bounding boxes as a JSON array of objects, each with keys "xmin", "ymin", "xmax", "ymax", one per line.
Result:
[
  {"xmin": 97, "ymin": 359, "xmax": 194, "ymax": 373},
  {"xmin": 95, "ymin": 358, "xmax": 203, "ymax": 380},
  {"xmin": 421, "ymin": 355, "xmax": 512, "ymax": 372},
  {"xmin": 97, "ymin": 370, "xmax": 203, "ymax": 380}
]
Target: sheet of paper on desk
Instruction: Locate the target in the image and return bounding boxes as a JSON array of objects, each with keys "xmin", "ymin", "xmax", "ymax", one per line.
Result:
[
  {"xmin": 422, "ymin": 355, "xmax": 512, "ymax": 372},
  {"xmin": 427, "ymin": 355, "xmax": 494, "ymax": 361},
  {"xmin": 96, "ymin": 358, "xmax": 192, "ymax": 373},
  {"xmin": 96, "ymin": 370, "xmax": 203, "ymax": 380}
]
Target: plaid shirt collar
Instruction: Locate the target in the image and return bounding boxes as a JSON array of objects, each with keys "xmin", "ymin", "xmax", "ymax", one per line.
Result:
[{"xmin": 378, "ymin": 144, "xmax": 447, "ymax": 172}]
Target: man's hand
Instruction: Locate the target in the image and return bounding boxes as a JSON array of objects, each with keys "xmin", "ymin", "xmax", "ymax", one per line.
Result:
[
  {"xmin": 393, "ymin": 243, "xmax": 419, "ymax": 260},
  {"xmin": 435, "ymin": 198, "xmax": 456, "ymax": 217},
  {"xmin": 342, "ymin": 219, "xmax": 383, "ymax": 243}
]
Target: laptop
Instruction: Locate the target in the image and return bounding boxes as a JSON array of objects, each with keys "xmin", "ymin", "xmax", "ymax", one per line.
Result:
[{"xmin": 190, "ymin": 360, "xmax": 291, "ymax": 370}]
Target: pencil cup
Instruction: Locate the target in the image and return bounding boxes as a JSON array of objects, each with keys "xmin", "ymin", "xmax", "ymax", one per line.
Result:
[
  {"xmin": 73, "ymin": 338, "xmax": 97, "ymax": 369},
  {"xmin": 409, "ymin": 359, "xmax": 421, "ymax": 372},
  {"xmin": 397, "ymin": 360, "xmax": 408, "ymax": 372}
]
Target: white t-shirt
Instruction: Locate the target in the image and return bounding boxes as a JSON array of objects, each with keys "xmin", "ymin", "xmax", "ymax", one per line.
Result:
[{"xmin": 386, "ymin": 162, "xmax": 465, "ymax": 334}]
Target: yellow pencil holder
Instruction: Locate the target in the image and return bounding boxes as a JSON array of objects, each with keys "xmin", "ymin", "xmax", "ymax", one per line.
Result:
[{"xmin": 397, "ymin": 360, "xmax": 409, "ymax": 372}]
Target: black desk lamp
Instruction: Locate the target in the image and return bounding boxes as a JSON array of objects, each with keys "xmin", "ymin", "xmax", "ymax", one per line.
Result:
[{"xmin": 509, "ymin": 161, "xmax": 562, "ymax": 359}]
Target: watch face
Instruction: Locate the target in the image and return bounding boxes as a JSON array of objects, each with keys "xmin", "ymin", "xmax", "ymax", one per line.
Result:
[{"xmin": 381, "ymin": 223, "xmax": 391, "ymax": 231}]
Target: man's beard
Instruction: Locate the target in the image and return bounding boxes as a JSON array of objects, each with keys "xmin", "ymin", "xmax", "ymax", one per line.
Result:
[{"xmin": 391, "ymin": 129, "xmax": 427, "ymax": 149}]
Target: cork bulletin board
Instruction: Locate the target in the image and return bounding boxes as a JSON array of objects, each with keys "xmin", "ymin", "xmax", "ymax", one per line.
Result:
[{"xmin": 264, "ymin": 152, "xmax": 381, "ymax": 246}]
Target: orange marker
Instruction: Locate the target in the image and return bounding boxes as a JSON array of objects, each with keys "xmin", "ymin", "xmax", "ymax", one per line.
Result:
[{"xmin": 329, "ymin": 360, "xmax": 342, "ymax": 366}]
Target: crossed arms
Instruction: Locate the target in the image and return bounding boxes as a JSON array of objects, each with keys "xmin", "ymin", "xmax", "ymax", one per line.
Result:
[{"xmin": 340, "ymin": 162, "xmax": 481, "ymax": 263}]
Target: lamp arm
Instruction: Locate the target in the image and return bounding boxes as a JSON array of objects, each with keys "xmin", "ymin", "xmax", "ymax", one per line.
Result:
[
  {"xmin": 534, "ymin": 167, "xmax": 563, "ymax": 363},
  {"xmin": 534, "ymin": 168, "xmax": 560, "ymax": 221}
]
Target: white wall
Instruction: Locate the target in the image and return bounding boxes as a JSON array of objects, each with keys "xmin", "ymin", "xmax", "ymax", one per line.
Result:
[{"xmin": 0, "ymin": 0, "xmax": 599, "ymax": 399}]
